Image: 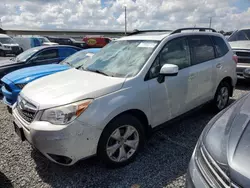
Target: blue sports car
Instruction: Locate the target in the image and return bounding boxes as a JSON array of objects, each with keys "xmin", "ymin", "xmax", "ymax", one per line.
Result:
[{"xmin": 1, "ymin": 48, "xmax": 100, "ymax": 107}]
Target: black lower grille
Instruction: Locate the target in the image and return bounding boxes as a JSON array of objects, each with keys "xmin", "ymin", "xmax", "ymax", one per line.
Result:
[{"xmin": 196, "ymin": 146, "xmax": 241, "ymax": 188}]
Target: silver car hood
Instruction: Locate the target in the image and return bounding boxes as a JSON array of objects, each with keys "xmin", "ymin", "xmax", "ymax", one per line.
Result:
[
  {"xmin": 204, "ymin": 93, "xmax": 250, "ymax": 187},
  {"xmin": 229, "ymin": 41, "xmax": 250, "ymax": 50},
  {"xmin": 20, "ymin": 68, "xmax": 126, "ymax": 110}
]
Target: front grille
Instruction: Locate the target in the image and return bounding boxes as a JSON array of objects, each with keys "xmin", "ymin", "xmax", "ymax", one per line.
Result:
[
  {"xmin": 11, "ymin": 46, "xmax": 19, "ymax": 53},
  {"xmin": 234, "ymin": 50, "xmax": 250, "ymax": 63},
  {"xmin": 238, "ymin": 58, "xmax": 250, "ymax": 63},
  {"xmin": 16, "ymin": 83, "xmax": 26, "ymax": 89},
  {"xmin": 16, "ymin": 98, "xmax": 37, "ymax": 123},
  {"xmin": 196, "ymin": 146, "xmax": 241, "ymax": 188},
  {"xmin": 235, "ymin": 51, "xmax": 250, "ymax": 57}
]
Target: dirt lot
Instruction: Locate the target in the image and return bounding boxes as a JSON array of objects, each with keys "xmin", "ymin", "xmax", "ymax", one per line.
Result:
[{"xmin": 0, "ymin": 77, "xmax": 249, "ymax": 188}]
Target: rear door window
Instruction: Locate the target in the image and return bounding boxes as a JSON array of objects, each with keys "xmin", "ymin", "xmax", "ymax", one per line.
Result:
[
  {"xmin": 188, "ymin": 36, "xmax": 215, "ymax": 65},
  {"xmin": 211, "ymin": 36, "xmax": 229, "ymax": 57},
  {"xmin": 59, "ymin": 48, "xmax": 78, "ymax": 57}
]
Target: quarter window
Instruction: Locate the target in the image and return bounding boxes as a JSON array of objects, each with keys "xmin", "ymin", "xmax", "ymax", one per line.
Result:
[
  {"xmin": 211, "ymin": 36, "xmax": 229, "ymax": 57},
  {"xmin": 188, "ymin": 36, "xmax": 215, "ymax": 65}
]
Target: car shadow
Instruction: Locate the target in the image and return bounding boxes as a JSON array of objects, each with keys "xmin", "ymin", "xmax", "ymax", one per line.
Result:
[
  {"xmin": 32, "ymin": 104, "xmax": 220, "ymax": 188},
  {"xmin": 236, "ymin": 79, "xmax": 250, "ymax": 91},
  {"xmin": 0, "ymin": 171, "xmax": 13, "ymax": 188}
]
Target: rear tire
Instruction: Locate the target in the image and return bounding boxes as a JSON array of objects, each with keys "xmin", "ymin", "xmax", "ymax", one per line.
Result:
[
  {"xmin": 213, "ymin": 81, "xmax": 230, "ymax": 112},
  {"xmin": 97, "ymin": 114, "xmax": 145, "ymax": 168},
  {"xmin": 0, "ymin": 50, "xmax": 6, "ymax": 57}
]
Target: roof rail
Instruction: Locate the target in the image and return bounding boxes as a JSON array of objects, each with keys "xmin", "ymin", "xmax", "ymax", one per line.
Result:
[
  {"xmin": 170, "ymin": 27, "xmax": 216, "ymax": 34},
  {"xmin": 128, "ymin": 29, "xmax": 172, "ymax": 36}
]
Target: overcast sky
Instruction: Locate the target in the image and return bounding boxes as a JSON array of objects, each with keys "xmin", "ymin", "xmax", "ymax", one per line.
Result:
[{"xmin": 0, "ymin": 0, "xmax": 249, "ymax": 31}]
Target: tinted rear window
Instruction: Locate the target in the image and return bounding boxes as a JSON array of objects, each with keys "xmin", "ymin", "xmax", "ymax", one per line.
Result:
[{"xmin": 211, "ymin": 36, "xmax": 229, "ymax": 57}]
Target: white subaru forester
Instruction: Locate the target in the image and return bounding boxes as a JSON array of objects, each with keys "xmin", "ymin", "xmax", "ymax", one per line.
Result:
[{"xmin": 12, "ymin": 28, "xmax": 237, "ymax": 167}]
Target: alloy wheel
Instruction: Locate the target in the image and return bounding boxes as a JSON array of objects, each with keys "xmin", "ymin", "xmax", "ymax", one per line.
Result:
[
  {"xmin": 106, "ymin": 125, "xmax": 139, "ymax": 162},
  {"xmin": 216, "ymin": 86, "xmax": 229, "ymax": 110}
]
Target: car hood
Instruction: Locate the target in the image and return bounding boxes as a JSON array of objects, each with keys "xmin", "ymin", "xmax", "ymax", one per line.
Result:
[
  {"xmin": 204, "ymin": 93, "xmax": 250, "ymax": 187},
  {"xmin": 20, "ymin": 68, "xmax": 126, "ymax": 109},
  {"xmin": 229, "ymin": 41, "xmax": 250, "ymax": 50},
  {"xmin": 3, "ymin": 64, "xmax": 70, "ymax": 84},
  {"xmin": 0, "ymin": 59, "xmax": 23, "ymax": 68}
]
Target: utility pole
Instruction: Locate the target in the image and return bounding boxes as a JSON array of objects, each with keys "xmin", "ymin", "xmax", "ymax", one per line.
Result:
[
  {"xmin": 209, "ymin": 17, "xmax": 212, "ymax": 28},
  {"xmin": 0, "ymin": 18, "xmax": 2, "ymax": 28},
  {"xmin": 124, "ymin": 5, "xmax": 127, "ymax": 35}
]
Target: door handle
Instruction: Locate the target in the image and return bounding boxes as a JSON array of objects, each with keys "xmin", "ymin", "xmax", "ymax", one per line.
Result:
[{"xmin": 216, "ymin": 63, "xmax": 222, "ymax": 68}]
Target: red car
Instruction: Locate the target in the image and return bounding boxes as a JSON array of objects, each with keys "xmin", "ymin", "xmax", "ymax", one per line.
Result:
[{"xmin": 83, "ymin": 36, "xmax": 112, "ymax": 48}]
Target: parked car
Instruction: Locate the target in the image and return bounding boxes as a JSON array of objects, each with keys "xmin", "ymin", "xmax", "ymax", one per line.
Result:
[
  {"xmin": 12, "ymin": 28, "xmax": 237, "ymax": 167},
  {"xmin": 0, "ymin": 45, "xmax": 80, "ymax": 88},
  {"xmin": 186, "ymin": 92, "xmax": 250, "ymax": 188},
  {"xmin": 83, "ymin": 36, "xmax": 112, "ymax": 48},
  {"xmin": 1, "ymin": 48, "xmax": 100, "ymax": 108},
  {"xmin": 46, "ymin": 36, "xmax": 88, "ymax": 49},
  {"xmin": 13, "ymin": 36, "xmax": 58, "ymax": 51},
  {"xmin": 228, "ymin": 28, "xmax": 250, "ymax": 79},
  {"xmin": 0, "ymin": 34, "xmax": 22, "ymax": 56},
  {"xmin": 36, "ymin": 36, "xmax": 58, "ymax": 46}
]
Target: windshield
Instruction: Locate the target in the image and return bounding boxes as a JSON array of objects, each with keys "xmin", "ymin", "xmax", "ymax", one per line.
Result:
[
  {"xmin": 82, "ymin": 40, "xmax": 159, "ymax": 77},
  {"xmin": 0, "ymin": 37, "xmax": 15, "ymax": 44},
  {"xmin": 228, "ymin": 29, "xmax": 250, "ymax": 41},
  {"xmin": 60, "ymin": 50, "xmax": 95, "ymax": 68},
  {"xmin": 15, "ymin": 48, "xmax": 39, "ymax": 62},
  {"xmin": 38, "ymin": 37, "xmax": 50, "ymax": 43}
]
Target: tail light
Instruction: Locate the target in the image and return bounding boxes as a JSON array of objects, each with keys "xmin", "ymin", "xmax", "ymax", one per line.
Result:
[{"xmin": 233, "ymin": 54, "xmax": 238, "ymax": 64}]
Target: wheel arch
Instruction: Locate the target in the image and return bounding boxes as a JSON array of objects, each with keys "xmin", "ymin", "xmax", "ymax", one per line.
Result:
[{"xmin": 97, "ymin": 109, "xmax": 151, "ymax": 148}]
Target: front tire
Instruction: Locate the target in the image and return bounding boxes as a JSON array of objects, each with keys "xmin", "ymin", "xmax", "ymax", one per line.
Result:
[
  {"xmin": 97, "ymin": 114, "xmax": 145, "ymax": 167},
  {"xmin": 213, "ymin": 81, "xmax": 230, "ymax": 111}
]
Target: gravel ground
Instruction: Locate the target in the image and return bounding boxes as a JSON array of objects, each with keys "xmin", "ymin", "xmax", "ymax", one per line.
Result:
[{"xmin": 0, "ymin": 80, "xmax": 249, "ymax": 188}]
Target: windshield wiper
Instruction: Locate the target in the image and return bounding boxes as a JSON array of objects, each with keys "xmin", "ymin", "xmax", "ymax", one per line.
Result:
[
  {"xmin": 80, "ymin": 67, "xmax": 112, "ymax": 76},
  {"xmin": 63, "ymin": 62, "xmax": 72, "ymax": 67},
  {"xmin": 87, "ymin": 69, "xmax": 109, "ymax": 76}
]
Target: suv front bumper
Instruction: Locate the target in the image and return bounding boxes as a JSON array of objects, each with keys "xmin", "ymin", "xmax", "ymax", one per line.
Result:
[{"xmin": 12, "ymin": 107, "xmax": 102, "ymax": 165}]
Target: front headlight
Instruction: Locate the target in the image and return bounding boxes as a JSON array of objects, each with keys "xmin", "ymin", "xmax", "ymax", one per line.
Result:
[{"xmin": 41, "ymin": 99, "xmax": 93, "ymax": 125}]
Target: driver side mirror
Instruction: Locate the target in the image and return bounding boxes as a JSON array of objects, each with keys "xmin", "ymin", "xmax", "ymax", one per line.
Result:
[{"xmin": 157, "ymin": 64, "xmax": 179, "ymax": 83}]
